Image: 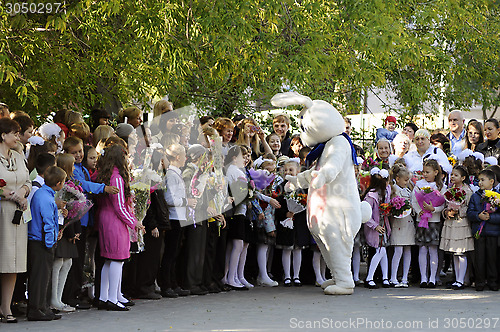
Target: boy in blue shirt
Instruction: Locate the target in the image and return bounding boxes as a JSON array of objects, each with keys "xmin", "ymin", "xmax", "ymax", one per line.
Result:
[
  {"xmin": 28, "ymin": 166, "xmax": 67, "ymax": 321},
  {"xmin": 467, "ymin": 169, "xmax": 500, "ymax": 291}
]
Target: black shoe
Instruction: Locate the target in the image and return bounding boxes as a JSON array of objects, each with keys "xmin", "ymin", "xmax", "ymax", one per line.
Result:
[
  {"xmin": 27, "ymin": 309, "xmax": 53, "ymax": 321},
  {"xmin": 106, "ymin": 301, "xmax": 129, "ymax": 311},
  {"xmin": 174, "ymin": 287, "xmax": 190, "ymax": 296},
  {"xmin": 283, "ymin": 278, "xmax": 292, "ymax": 287},
  {"xmin": 161, "ymin": 288, "xmax": 179, "ymax": 298},
  {"xmin": 136, "ymin": 292, "xmax": 162, "ymax": 300},
  {"xmin": 419, "ymin": 282, "xmax": 427, "ymax": 288},
  {"xmin": 365, "ymin": 280, "xmax": 379, "ymax": 289},
  {"xmin": 97, "ymin": 300, "xmax": 109, "ymax": 310},
  {"xmin": 220, "ymin": 284, "xmax": 232, "ymax": 292},
  {"xmin": 120, "ymin": 299, "xmax": 135, "ymax": 306},
  {"xmin": 427, "ymin": 282, "xmax": 436, "ymax": 289},
  {"xmin": 190, "ymin": 286, "xmax": 208, "ymax": 296},
  {"xmin": 42, "ymin": 308, "xmax": 61, "ymax": 320},
  {"xmin": 476, "ymin": 284, "xmax": 485, "ymax": 291},
  {"xmin": 293, "ymin": 278, "xmax": 302, "ymax": 287},
  {"xmin": 489, "ymin": 284, "xmax": 499, "ymax": 291},
  {"xmin": 452, "ymin": 282, "xmax": 465, "ymax": 290},
  {"xmin": 207, "ymin": 284, "xmax": 221, "ymax": 294},
  {"xmin": 67, "ymin": 299, "xmax": 91, "ymax": 310},
  {"xmin": 382, "ymin": 279, "xmax": 391, "ymax": 288}
]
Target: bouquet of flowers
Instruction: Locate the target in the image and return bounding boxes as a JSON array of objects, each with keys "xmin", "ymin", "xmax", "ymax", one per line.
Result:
[
  {"xmin": 444, "ymin": 186, "xmax": 467, "ymax": 211},
  {"xmin": 411, "ymin": 170, "xmax": 424, "ymax": 184},
  {"xmin": 415, "ymin": 186, "xmax": 445, "ymax": 228},
  {"xmin": 0, "ymin": 178, "xmax": 5, "ymax": 196},
  {"xmin": 281, "ymin": 191, "xmax": 307, "ymax": 229},
  {"xmin": 483, "ymin": 190, "xmax": 500, "ymax": 214},
  {"xmin": 188, "ymin": 152, "xmax": 213, "ymax": 226},
  {"xmin": 56, "ymin": 180, "xmax": 93, "ymax": 224},
  {"xmin": 361, "ymin": 157, "xmax": 379, "ymax": 171},
  {"xmin": 390, "ymin": 196, "xmax": 411, "ymax": 218},
  {"xmin": 379, "ymin": 202, "xmax": 392, "ymax": 216},
  {"xmin": 358, "ymin": 171, "xmax": 371, "ymax": 193}
]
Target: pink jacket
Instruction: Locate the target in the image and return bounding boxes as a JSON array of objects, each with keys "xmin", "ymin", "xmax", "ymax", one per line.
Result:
[
  {"xmin": 97, "ymin": 167, "xmax": 137, "ymax": 260},
  {"xmin": 364, "ymin": 186, "xmax": 392, "ymax": 248}
]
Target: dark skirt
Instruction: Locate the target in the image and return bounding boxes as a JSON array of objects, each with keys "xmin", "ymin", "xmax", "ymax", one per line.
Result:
[
  {"xmin": 255, "ymin": 227, "xmax": 276, "ymax": 246},
  {"xmin": 276, "ymin": 211, "xmax": 310, "ymax": 249},
  {"xmin": 55, "ymin": 238, "xmax": 79, "ymax": 259},
  {"xmin": 228, "ymin": 215, "xmax": 246, "ymax": 241},
  {"xmin": 416, "ymin": 222, "xmax": 441, "ymax": 246}
]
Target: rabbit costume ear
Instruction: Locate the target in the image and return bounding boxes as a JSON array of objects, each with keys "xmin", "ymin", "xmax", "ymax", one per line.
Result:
[{"xmin": 270, "ymin": 92, "xmax": 314, "ymax": 109}]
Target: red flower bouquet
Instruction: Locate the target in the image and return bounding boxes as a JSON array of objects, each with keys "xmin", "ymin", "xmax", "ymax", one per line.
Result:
[
  {"xmin": 379, "ymin": 203, "xmax": 392, "ymax": 216},
  {"xmin": 444, "ymin": 186, "xmax": 467, "ymax": 211}
]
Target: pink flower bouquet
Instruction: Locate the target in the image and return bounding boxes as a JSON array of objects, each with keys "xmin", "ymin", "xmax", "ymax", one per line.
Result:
[
  {"xmin": 415, "ymin": 187, "xmax": 445, "ymax": 228},
  {"xmin": 56, "ymin": 180, "xmax": 93, "ymax": 223}
]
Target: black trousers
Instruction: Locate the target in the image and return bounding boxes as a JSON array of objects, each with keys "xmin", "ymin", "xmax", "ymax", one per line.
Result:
[
  {"xmin": 27, "ymin": 240, "xmax": 54, "ymax": 312},
  {"xmin": 136, "ymin": 230, "xmax": 163, "ymax": 296},
  {"xmin": 159, "ymin": 220, "xmax": 182, "ymax": 290},
  {"xmin": 212, "ymin": 225, "xmax": 228, "ymax": 287},
  {"xmin": 203, "ymin": 221, "xmax": 221, "ymax": 287},
  {"xmin": 181, "ymin": 221, "xmax": 207, "ymax": 289},
  {"xmin": 474, "ymin": 236, "xmax": 498, "ymax": 286},
  {"xmin": 63, "ymin": 226, "xmax": 87, "ymax": 302}
]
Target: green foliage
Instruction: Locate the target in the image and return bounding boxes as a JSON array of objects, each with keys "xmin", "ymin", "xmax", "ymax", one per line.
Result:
[{"xmin": 0, "ymin": 0, "xmax": 499, "ymax": 119}]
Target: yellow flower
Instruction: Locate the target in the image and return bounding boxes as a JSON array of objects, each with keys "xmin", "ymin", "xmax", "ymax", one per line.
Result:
[
  {"xmin": 485, "ymin": 190, "xmax": 500, "ymax": 199},
  {"xmin": 448, "ymin": 156, "xmax": 457, "ymax": 166}
]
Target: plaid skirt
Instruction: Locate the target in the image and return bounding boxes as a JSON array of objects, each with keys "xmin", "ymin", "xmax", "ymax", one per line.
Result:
[{"xmin": 415, "ymin": 222, "xmax": 441, "ymax": 246}]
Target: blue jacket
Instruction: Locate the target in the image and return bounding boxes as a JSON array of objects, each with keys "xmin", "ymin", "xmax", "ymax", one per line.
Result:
[
  {"xmin": 29, "ymin": 184, "xmax": 59, "ymax": 248},
  {"xmin": 467, "ymin": 190, "xmax": 500, "ymax": 237},
  {"xmin": 73, "ymin": 162, "xmax": 105, "ymax": 227}
]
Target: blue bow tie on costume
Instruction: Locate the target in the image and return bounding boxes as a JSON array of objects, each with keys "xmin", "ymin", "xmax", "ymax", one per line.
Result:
[{"xmin": 305, "ymin": 133, "xmax": 359, "ymax": 166}]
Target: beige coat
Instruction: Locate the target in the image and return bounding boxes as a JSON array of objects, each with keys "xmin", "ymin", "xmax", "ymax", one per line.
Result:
[{"xmin": 0, "ymin": 149, "xmax": 31, "ymax": 273}]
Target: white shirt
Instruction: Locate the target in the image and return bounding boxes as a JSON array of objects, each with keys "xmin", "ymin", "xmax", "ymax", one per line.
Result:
[{"xmin": 404, "ymin": 145, "xmax": 450, "ymax": 174}]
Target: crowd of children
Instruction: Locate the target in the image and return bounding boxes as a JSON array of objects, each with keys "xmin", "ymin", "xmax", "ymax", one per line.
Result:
[{"xmin": 1, "ymin": 101, "xmax": 500, "ymax": 324}]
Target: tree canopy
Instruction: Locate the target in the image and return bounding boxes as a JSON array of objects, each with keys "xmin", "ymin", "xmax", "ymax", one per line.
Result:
[{"xmin": 0, "ymin": 0, "xmax": 499, "ymax": 119}]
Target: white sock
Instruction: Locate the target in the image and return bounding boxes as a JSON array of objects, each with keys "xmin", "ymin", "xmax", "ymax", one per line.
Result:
[
  {"xmin": 108, "ymin": 261, "xmax": 124, "ymax": 306},
  {"xmin": 238, "ymin": 243, "xmax": 252, "ymax": 287},
  {"xmin": 456, "ymin": 255, "xmax": 467, "ymax": 284},
  {"xmin": 51, "ymin": 258, "xmax": 64, "ymax": 307},
  {"xmin": 429, "ymin": 245, "xmax": 438, "ymax": 283},
  {"xmin": 257, "ymin": 244, "xmax": 273, "ymax": 282},
  {"xmin": 292, "ymin": 249, "xmax": 302, "ymax": 279},
  {"xmin": 402, "ymin": 246, "xmax": 411, "ymax": 283},
  {"xmin": 99, "ymin": 261, "xmax": 111, "ymax": 302},
  {"xmin": 380, "ymin": 248, "xmax": 388, "ymax": 280},
  {"xmin": 352, "ymin": 245, "xmax": 361, "ymax": 282},
  {"xmin": 313, "ymin": 251, "xmax": 325, "ymax": 284},
  {"xmin": 228, "ymin": 240, "xmax": 243, "ymax": 287},
  {"xmin": 58, "ymin": 258, "xmax": 72, "ymax": 306},
  {"xmin": 419, "ymin": 246, "xmax": 428, "ymax": 283},
  {"xmin": 117, "ymin": 268, "xmax": 128, "ymax": 303},
  {"xmin": 391, "ymin": 246, "xmax": 403, "ymax": 283},
  {"xmin": 320, "ymin": 256, "xmax": 326, "ymax": 281},
  {"xmin": 223, "ymin": 240, "xmax": 233, "ymax": 284},
  {"xmin": 282, "ymin": 249, "xmax": 292, "ymax": 280},
  {"xmin": 367, "ymin": 247, "xmax": 386, "ymax": 281}
]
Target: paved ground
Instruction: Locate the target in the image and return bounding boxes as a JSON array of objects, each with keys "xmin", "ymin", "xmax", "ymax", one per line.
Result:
[{"xmin": 3, "ymin": 284, "xmax": 500, "ymax": 332}]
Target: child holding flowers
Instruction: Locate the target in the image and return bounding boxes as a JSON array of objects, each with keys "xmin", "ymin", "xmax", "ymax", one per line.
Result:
[
  {"xmin": 467, "ymin": 169, "xmax": 500, "ymax": 291},
  {"xmin": 440, "ymin": 165, "xmax": 474, "ymax": 290},
  {"xmin": 411, "ymin": 159, "xmax": 446, "ymax": 288},
  {"xmin": 275, "ymin": 159, "xmax": 309, "ymax": 287},
  {"xmin": 389, "ymin": 164, "xmax": 414, "ymax": 288},
  {"xmin": 362, "ymin": 167, "xmax": 391, "ymax": 289}
]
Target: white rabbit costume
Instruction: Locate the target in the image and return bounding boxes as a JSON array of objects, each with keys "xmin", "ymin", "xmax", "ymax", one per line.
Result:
[{"xmin": 271, "ymin": 92, "xmax": 371, "ymax": 295}]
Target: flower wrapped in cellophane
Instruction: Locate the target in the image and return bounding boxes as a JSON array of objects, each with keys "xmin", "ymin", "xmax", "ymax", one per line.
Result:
[
  {"xmin": 390, "ymin": 196, "xmax": 411, "ymax": 218},
  {"xmin": 415, "ymin": 186, "xmax": 445, "ymax": 228},
  {"xmin": 56, "ymin": 180, "xmax": 93, "ymax": 224}
]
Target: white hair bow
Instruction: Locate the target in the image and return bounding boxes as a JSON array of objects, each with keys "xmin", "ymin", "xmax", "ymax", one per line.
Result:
[
  {"xmin": 289, "ymin": 157, "xmax": 301, "ymax": 164},
  {"xmin": 38, "ymin": 123, "xmax": 61, "ymax": 140},
  {"xmin": 485, "ymin": 156, "xmax": 498, "ymax": 166},
  {"xmin": 356, "ymin": 157, "xmax": 364, "ymax": 165},
  {"xmin": 388, "ymin": 154, "xmax": 398, "ymax": 168},
  {"xmin": 457, "ymin": 149, "xmax": 473, "ymax": 162},
  {"xmin": 254, "ymin": 156, "xmax": 274, "ymax": 168},
  {"xmin": 370, "ymin": 167, "xmax": 389, "ymax": 179},
  {"xmin": 472, "ymin": 152, "xmax": 485, "ymax": 163},
  {"xmin": 28, "ymin": 136, "xmax": 45, "ymax": 146}
]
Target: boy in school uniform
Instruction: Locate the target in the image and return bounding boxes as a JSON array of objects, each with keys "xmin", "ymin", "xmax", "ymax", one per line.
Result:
[
  {"xmin": 467, "ymin": 169, "xmax": 500, "ymax": 291},
  {"xmin": 27, "ymin": 166, "xmax": 67, "ymax": 321}
]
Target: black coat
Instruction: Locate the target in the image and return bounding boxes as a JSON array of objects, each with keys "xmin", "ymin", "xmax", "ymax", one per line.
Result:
[{"xmin": 476, "ymin": 139, "xmax": 500, "ymax": 162}]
